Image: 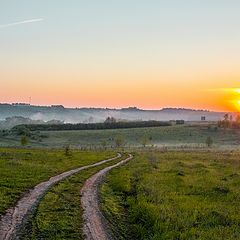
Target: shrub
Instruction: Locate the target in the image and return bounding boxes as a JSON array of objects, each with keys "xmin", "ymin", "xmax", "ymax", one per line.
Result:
[
  {"xmin": 20, "ymin": 135, "xmax": 28, "ymax": 146},
  {"xmin": 206, "ymin": 136, "xmax": 213, "ymax": 148}
]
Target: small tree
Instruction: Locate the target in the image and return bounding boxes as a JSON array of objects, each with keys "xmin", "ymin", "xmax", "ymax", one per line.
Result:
[
  {"xmin": 223, "ymin": 114, "xmax": 230, "ymax": 130},
  {"xmin": 139, "ymin": 135, "xmax": 150, "ymax": 147},
  {"xmin": 114, "ymin": 135, "xmax": 125, "ymax": 148},
  {"xmin": 206, "ymin": 136, "xmax": 213, "ymax": 148},
  {"xmin": 64, "ymin": 145, "xmax": 71, "ymax": 156},
  {"xmin": 105, "ymin": 117, "xmax": 117, "ymax": 124},
  {"xmin": 236, "ymin": 115, "xmax": 240, "ymax": 128},
  {"xmin": 21, "ymin": 135, "xmax": 28, "ymax": 146},
  {"xmin": 224, "ymin": 113, "xmax": 229, "ymax": 121}
]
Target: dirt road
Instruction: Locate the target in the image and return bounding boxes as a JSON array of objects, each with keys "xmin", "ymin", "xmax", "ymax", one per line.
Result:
[
  {"xmin": 81, "ymin": 154, "xmax": 133, "ymax": 240},
  {"xmin": 0, "ymin": 153, "xmax": 121, "ymax": 240}
]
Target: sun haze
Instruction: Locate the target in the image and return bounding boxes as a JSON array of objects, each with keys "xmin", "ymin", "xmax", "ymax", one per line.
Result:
[{"xmin": 1, "ymin": 1, "xmax": 240, "ymax": 111}]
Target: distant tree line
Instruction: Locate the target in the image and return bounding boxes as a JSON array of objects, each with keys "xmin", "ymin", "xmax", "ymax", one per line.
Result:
[{"xmin": 12, "ymin": 120, "xmax": 171, "ymax": 132}]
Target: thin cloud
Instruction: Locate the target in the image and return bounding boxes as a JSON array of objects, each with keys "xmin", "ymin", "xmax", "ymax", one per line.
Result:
[{"xmin": 0, "ymin": 18, "xmax": 44, "ymax": 29}]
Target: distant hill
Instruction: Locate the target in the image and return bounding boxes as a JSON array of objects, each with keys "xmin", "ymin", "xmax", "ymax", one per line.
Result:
[{"xmin": 0, "ymin": 103, "xmax": 228, "ymax": 125}]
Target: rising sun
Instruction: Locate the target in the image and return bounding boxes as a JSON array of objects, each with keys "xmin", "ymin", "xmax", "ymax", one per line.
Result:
[{"xmin": 234, "ymin": 88, "xmax": 240, "ymax": 94}]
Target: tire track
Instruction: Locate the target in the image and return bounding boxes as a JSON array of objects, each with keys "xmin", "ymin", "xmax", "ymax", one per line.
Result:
[
  {"xmin": 0, "ymin": 153, "xmax": 121, "ymax": 240},
  {"xmin": 81, "ymin": 154, "xmax": 133, "ymax": 240}
]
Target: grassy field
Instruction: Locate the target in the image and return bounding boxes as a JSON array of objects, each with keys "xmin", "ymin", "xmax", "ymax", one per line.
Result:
[
  {"xmin": 1, "ymin": 131, "xmax": 240, "ymax": 239},
  {"xmin": 101, "ymin": 151, "xmax": 240, "ymax": 239},
  {"xmin": 20, "ymin": 153, "xmax": 128, "ymax": 240},
  {"xmin": 1, "ymin": 123, "xmax": 240, "ymax": 149},
  {"xmin": 0, "ymin": 148, "xmax": 114, "ymax": 215}
]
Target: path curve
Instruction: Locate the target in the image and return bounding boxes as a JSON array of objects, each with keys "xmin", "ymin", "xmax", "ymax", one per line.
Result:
[
  {"xmin": 81, "ymin": 154, "xmax": 133, "ymax": 240},
  {"xmin": 0, "ymin": 153, "xmax": 121, "ymax": 240}
]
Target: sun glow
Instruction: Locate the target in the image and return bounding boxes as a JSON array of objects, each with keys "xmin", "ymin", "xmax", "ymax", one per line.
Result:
[
  {"xmin": 213, "ymin": 88, "xmax": 240, "ymax": 112},
  {"xmin": 215, "ymin": 88, "xmax": 240, "ymax": 112},
  {"xmin": 234, "ymin": 88, "xmax": 240, "ymax": 94},
  {"xmin": 221, "ymin": 88, "xmax": 240, "ymax": 112},
  {"xmin": 232, "ymin": 89, "xmax": 240, "ymax": 111}
]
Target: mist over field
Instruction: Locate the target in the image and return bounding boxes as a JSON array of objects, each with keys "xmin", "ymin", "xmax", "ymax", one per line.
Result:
[{"xmin": 0, "ymin": 104, "xmax": 227, "ymax": 128}]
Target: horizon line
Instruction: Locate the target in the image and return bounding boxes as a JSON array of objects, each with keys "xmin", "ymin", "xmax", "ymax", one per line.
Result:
[{"xmin": 0, "ymin": 102, "xmax": 230, "ymax": 113}]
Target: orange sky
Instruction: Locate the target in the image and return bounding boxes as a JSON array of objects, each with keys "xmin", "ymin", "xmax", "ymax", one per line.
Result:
[{"xmin": 1, "ymin": 66, "xmax": 240, "ymax": 111}]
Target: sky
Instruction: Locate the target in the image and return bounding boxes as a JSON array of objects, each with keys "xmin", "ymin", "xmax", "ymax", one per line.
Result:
[{"xmin": 0, "ymin": 0, "xmax": 240, "ymax": 111}]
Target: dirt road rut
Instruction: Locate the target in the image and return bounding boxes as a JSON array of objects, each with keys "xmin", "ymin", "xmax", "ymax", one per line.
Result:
[
  {"xmin": 0, "ymin": 154, "xmax": 121, "ymax": 240},
  {"xmin": 81, "ymin": 154, "xmax": 133, "ymax": 240}
]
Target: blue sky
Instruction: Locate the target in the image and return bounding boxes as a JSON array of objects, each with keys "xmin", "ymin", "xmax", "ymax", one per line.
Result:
[{"xmin": 0, "ymin": 1, "xmax": 240, "ymax": 110}]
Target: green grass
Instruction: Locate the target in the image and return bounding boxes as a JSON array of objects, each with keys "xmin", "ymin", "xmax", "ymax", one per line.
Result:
[
  {"xmin": 0, "ymin": 148, "xmax": 115, "ymax": 215},
  {"xmin": 1, "ymin": 123, "xmax": 240, "ymax": 149},
  {"xmin": 101, "ymin": 151, "xmax": 240, "ymax": 239},
  {"xmin": 20, "ymin": 154, "xmax": 128, "ymax": 240}
]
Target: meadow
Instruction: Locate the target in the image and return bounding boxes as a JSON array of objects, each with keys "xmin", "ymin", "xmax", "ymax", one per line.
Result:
[
  {"xmin": 100, "ymin": 151, "xmax": 240, "ymax": 239},
  {"xmin": 0, "ymin": 148, "xmax": 114, "ymax": 215},
  {"xmin": 1, "ymin": 123, "xmax": 240, "ymax": 239},
  {"xmin": 0, "ymin": 123, "xmax": 240, "ymax": 150}
]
